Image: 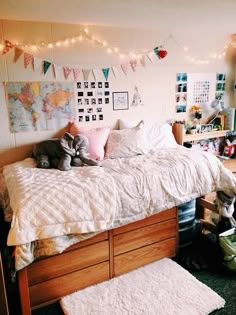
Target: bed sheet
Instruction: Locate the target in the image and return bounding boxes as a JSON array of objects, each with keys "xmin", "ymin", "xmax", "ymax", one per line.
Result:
[{"xmin": 2, "ymin": 146, "xmax": 236, "ymax": 270}]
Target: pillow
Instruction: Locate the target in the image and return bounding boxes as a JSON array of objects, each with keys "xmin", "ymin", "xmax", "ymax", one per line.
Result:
[
  {"xmin": 69, "ymin": 122, "xmax": 110, "ymax": 160},
  {"xmin": 146, "ymin": 123, "xmax": 178, "ymax": 149},
  {"xmin": 105, "ymin": 121, "xmax": 151, "ymax": 159},
  {"xmin": 119, "ymin": 118, "xmax": 142, "ymax": 129},
  {"xmin": 118, "ymin": 119, "xmax": 178, "ymax": 150}
]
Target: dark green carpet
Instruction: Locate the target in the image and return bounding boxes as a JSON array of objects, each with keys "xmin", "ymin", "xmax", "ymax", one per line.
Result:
[{"xmin": 32, "ymin": 237, "xmax": 236, "ymax": 315}]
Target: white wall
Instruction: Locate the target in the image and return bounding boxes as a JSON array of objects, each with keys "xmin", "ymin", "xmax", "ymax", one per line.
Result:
[{"xmin": 0, "ymin": 19, "xmax": 230, "ymax": 166}]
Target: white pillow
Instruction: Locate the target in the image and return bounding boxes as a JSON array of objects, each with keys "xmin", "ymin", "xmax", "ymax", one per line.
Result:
[
  {"xmin": 119, "ymin": 118, "xmax": 142, "ymax": 129},
  {"xmin": 105, "ymin": 121, "xmax": 151, "ymax": 159},
  {"xmin": 118, "ymin": 119, "xmax": 178, "ymax": 150},
  {"xmin": 146, "ymin": 123, "xmax": 178, "ymax": 149}
]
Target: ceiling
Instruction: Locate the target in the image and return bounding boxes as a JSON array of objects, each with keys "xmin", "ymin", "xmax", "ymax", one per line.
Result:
[{"xmin": 0, "ymin": 0, "xmax": 236, "ymax": 34}]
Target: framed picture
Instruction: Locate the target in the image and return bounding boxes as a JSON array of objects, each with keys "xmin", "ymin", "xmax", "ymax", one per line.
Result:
[
  {"xmin": 200, "ymin": 124, "xmax": 213, "ymax": 133},
  {"xmin": 112, "ymin": 92, "xmax": 129, "ymax": 111}
]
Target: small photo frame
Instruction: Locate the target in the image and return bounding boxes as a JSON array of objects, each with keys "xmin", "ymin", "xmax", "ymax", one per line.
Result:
[
  {"xmin": 200, "ymin": 124, "xmax": 213, "ymax": 133},
  {"xmin": 112, "ymin": 92, "xmax": 129, "ymax": 111}
]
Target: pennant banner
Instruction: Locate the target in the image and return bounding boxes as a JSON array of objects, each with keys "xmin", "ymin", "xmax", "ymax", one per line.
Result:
[
  {"xmin": 92, "ymin": 69, "xmax": 100, "ymax": 81},
  {"xmin": 121, "ymin": 64, "xmax": 129, "ymax": 76},
  {"xmin": 2, "ymin": 38, "xmax": 168, "ymax": 79},
  {"xmin": 2, "ymin": 40, "xmax": 14, "ymax": 55},
  {"xmin": 102, "ymin": 68, "xmax": 110, "ymax": 81},
  {"xmin": 24, "ymin": 53, "xmax": 33, "ymax": 68},
  {"xmin": 63, "ymin": 67, "xmax": 72, "ymax": 79},
  {"xmin": 73, "ymin": 68, "xmax": 80, "ymax": 81},
  {"xmin": 53, "ymin": 64, "xmax": 61, "ymax": 79},
  {"xmin": 111, "ymin": 66, "xmax": 118, "ymax": 78},
  {"xmin": 130, "ymin": 60, "xmax": 137, "ymax": 72},
  {"xmin": 13, "ymin": 47, "xmax": 23, "ymax": 63},
  {"xmin": 82, "ymin": 69, "xmax": 90, "ymax": 81},
  {"xmin": 33, "ymin": 57, "xmax": 42, "ymax": 71},
  {"xmin": 139, "ymin": 55, "xmax": 146, "ymax": 67},
  {"xmin": 43, "ymin": 61, "xmax": 51, "ymax": 74}
]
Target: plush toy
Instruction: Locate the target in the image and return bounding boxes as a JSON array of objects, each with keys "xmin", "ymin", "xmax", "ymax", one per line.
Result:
[{"xmin": 33, "ymin": 132, "xmax": 100, "ymax": 171}]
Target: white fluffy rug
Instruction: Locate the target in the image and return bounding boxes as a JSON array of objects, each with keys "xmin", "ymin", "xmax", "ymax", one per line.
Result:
[{"xmin": 60, "ymin": 258, "xmax": 225, "ymax": 315}]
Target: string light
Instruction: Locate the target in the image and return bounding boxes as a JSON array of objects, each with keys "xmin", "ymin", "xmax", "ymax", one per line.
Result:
[{"xmin": 0, "ymin": 27, "xmax": 231, "ymax": 65}]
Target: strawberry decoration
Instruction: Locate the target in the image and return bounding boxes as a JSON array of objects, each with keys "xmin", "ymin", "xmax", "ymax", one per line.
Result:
[{"xmin": 153, "ymin": 46, "xmax": 168, "ymax": 59}]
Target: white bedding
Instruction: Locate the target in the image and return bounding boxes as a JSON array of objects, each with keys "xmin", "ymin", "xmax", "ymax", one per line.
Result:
[{"xmin": 3, "ymin": 146, "xmax": 236, "ymax": 270}]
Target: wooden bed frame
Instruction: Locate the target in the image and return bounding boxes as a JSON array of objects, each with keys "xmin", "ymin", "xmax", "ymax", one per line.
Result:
[{"xmin": 17, "ymin": 207, "xmax": 178, "ymax": 315}]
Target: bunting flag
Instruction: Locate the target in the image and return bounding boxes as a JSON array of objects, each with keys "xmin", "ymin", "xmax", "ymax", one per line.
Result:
[
  {"xmin": 154, "ymin": 46, "xmax": 159, "ymax": 57},
  {"xmin": 130, "ymin": 60, "xmax": 137, "ymax": 72},
  {"xmin": 73, "ymin": 68, "xmax": 80, "ymax": 81},
  {"xmin": 52, "ymin": 64, "xmax": 61, "ymax": 78},
  {"xmin": 102, "ymin": 68, "xmax": 110, "ymax": 81},
  {"xmin": 33, "ymin": 56, "xmax": 42, "ymax": 71},
  {"xmin": 13, "ymin": 47, "xmax": 23, "ymax": 62},
  {"xmin": 121, "ymin": 63, "xmax": 129, "ymax": 75},
  {"xmin": 2, "ymin": 37, "xmax": 168, "ymax": 80},
  {"xmin": 92, "ymin": 69, "xmax": 100, "ymax": 81},
  {"xmin": 139, "ymin": 55, "xmax": 146, "ymax": 67},
  {"xmin": 43, "ymin": 61, "xmax": 51, "ymax": 74},
  {"xmin": 24, "ymin": 52, "xmax": 33, "ymax": 68},
  {"xmin": 63, "ymin": 67, "xmax": 72, "ymax": 79},
  {"xmin": 2, "ymin": 40, "xmax": 14, "ymax": 55},
  {"xmin": 111, "ymin": 66, "xmax": 118, "ymax": 78},
  {"xmin": 82, "ymin": 69, "xmax": 90, "ymax": 81},
  {"xmin": 146, "ymin": 52, "xmax": 154, "ymax": 63}
]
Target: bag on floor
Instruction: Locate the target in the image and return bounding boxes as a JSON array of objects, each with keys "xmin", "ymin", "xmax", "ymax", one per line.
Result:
[{"xmin": 219, "ymin": 224, "xmax": 236, "ymax": 272}]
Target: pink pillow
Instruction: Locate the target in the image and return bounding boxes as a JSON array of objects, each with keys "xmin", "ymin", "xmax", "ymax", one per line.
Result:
[{"xmin": 69, "ymin": 123, "xmax": 110, "ymax": 161}]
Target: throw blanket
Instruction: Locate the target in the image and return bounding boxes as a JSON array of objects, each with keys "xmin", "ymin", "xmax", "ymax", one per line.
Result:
[{"xmin": 2, "ymin": 147, "xmax": 236, "ymax": 270}]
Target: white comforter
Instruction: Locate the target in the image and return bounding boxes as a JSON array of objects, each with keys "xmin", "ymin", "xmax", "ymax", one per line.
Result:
[{"xmin": 3, "ymin": 147, "xmax": 236, "ymax": 269}]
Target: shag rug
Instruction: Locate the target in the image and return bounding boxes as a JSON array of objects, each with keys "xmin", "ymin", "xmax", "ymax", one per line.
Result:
[{"xmin": 60, "ymin": 258, "xmax": 225, "ymax": 315}]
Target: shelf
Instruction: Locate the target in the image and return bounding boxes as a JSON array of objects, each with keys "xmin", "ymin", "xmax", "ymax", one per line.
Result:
[
  {"xmin": 183, "ymin": 130, "xmax": 229, "ymax": 142},
  {"xmin": 172, "ymin": 123, "xmax": 229, "ymax": 145}
]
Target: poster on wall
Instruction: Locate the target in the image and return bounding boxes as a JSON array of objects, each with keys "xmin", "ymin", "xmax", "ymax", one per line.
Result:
[
  {"xmin": 6, "ymin": 82, "xmax": 76, "ymax": 132},
  {"xmin": 76, "ymin": 80, "xmax": 111, "ymax": 123}
]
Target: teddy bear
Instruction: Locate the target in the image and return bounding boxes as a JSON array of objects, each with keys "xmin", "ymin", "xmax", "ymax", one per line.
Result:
[{"xmin": 33, "ymin": 132, "xmax": 100, "ymax": 171}]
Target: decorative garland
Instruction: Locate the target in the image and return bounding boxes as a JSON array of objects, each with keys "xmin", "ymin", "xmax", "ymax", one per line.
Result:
[{"xmin": 1, "ymin": 39, "xmax": 168, "ymax": 81}]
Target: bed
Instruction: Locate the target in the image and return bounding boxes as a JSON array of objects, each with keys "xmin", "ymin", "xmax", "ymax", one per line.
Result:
[{"xmin": 1, "ymin": 121, "xmax": 236, "ymax": 315}]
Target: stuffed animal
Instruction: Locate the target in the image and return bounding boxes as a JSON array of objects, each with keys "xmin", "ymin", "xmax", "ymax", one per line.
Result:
[{"xmin": 33, "ymin": 132, "xmax": 100, "ymax": 171}]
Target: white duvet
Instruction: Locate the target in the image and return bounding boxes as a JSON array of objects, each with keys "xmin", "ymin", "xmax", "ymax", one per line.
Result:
[{"xmin": 3, "ymin": 146, "xmax": 236, "ymax": 269}]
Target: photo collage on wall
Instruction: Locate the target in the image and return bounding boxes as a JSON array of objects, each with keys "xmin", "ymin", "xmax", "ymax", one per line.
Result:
[
  {"xmin": 175, "ymin": 73, "xmax": 188, "ymax": 113},
  {"xmin": 76, "ymin": 81, "xmax": 111, "ymax": 123}
]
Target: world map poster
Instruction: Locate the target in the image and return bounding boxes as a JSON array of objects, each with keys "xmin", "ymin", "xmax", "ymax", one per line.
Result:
[{"xmin": 6, "ymin": 82, "xmax": 76, "ymax": 132}]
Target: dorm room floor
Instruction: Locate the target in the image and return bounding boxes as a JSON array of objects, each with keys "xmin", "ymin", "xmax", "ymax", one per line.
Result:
[{"xmin": 5, "ymin": 233, "xmax": 236, "ymax": 315}]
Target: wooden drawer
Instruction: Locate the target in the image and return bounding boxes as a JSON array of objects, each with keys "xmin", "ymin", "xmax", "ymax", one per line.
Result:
[
  {"xmin": 113, "ymin": 207, "xmax": 176, "ymax": 235},
  {"xmin": 114, "ymin": 238, "xmax": 176, "ymax": 276},
  {"xmin": 28, "ymin": 240, "xmax": 109, "ymax": 285},
  {"xmin": 114, "ymin": 219, "xmax": 176, "ymax": 255},
  {"xmin": 29, "ymin": 261, "xmax": 110, "ymax": 308}
]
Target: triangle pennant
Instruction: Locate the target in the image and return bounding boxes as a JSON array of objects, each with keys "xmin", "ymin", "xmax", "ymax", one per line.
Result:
[
  {"xmin": 102, "ymin": 68, "xmax": 110, "ymax": 81},
  {"xmin": 121, "ymin": 63, "xmax": 129, "ymax": 75},
  {"xmin": 111, "ymin": 66, "xmax": 118, "ymax": 78},
  {"xmin": 33, "ymin": 57, "xmax": 42, "ymax": 71},
  {"xmin": 73, "ymin": 68, "xmax": 80, "ymax": 81},
  {"xmin": 63, "ymin": 67, "xmax": 72, "ymax": 80},
  {"xmin": 53, "ymin": 64, "xmax": 61, "ymax": 78},
  {"xmin": 146, "ymin": 52, "xmax": 154, "ymax": 63},
  {"xmin": 43, "ymin": 61, "xmax": 51, "ymax": 74},
  {"xmin": 24, "ymin": 53, "xmax": 33, "ymax": 68},
  {"xmin": 130, "ymin": 60, "xmax": 137, "ymax": 72},
  {"xmin": 92, "ymin": 69, "xmax": 100, "ymax": 81},
  {"xmin": 139, "ymin": 55, "xmax": 146, "ymax": 67},
  {"xmin": 13, "ymin": 47, "xmax": 23, "ymax": 62},
  {"xmin": 2, "ymin": 40, "xmax": 14, "ymax": 55},
  {"xmin": 153, "ymin": 46, "xmax": 159, "ymax": 57},
  {"xmin": 82, "ymin": 69, "xmax": 90, "ymax": 81}
]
